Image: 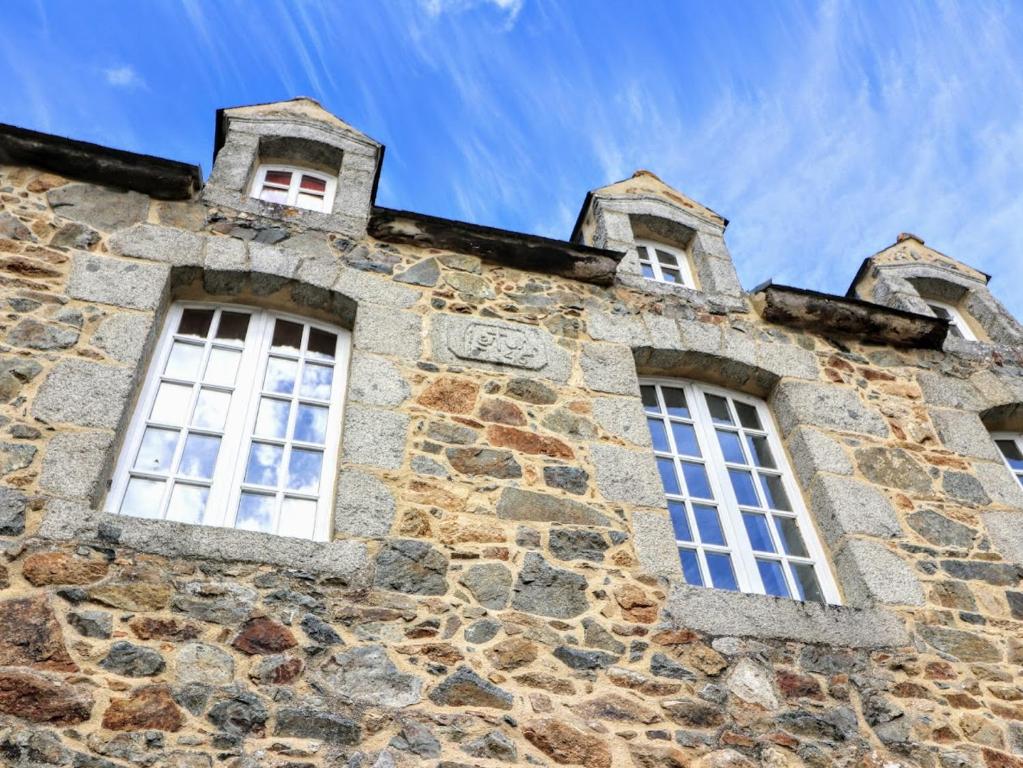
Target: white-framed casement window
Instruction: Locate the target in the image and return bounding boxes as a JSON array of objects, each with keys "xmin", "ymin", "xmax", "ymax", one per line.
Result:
[
  {"xmin": 926, "ymin": 299, "xmax": 978, "ymax": 341},
  {"xmin": 640, "ymin": 378, "xmax": 840, "ymax": 604},
  {"xmin": 993, "ymin": 433, "xmax": 1023, "ymax": 488},
  {"xmin": 636, "ymin": 239, "xmax": 696, "ymax": 288},
  {"xmin": 107, "ymin": 302, "xmax": 350, "ymax": 542},
  {"xmin": 250, "ymin": 164, "xmax": 337, "ymax": 213}
]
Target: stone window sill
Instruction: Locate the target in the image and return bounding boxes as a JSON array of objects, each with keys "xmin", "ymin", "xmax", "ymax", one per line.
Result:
[
  {"xmin": 662, "ymin": 582, "xmax": 908, "ymax": 649},
  {"xmin": 38, "ymin": 500, "xmax": 369, "ymax": 584}
]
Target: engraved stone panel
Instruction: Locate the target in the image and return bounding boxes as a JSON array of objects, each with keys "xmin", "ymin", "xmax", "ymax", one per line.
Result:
[{"xmin": 430, "ymin": 315, "xmax": 570, "ymax": 383}]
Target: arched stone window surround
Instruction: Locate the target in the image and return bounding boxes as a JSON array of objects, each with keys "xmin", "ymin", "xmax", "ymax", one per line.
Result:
[
  {"xmin": 582, "ymin": 315, "xmax": 915, "ymax": 646},
  {"xmin": 34, "ymin": 233, "xmax": 420, "ymax": 582}
]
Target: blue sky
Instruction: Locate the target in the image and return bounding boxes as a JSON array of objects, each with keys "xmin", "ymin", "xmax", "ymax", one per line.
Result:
[{"xmin": 4, "ymin": 0, "xmax": 1022, "ymax": 315}]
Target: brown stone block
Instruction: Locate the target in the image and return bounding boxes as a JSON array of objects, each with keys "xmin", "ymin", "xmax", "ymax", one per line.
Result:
[
  {"xmin": 129, "ymin": 616, "xmax": 201, "ymax": 641},
  {"xmin": 231, "ymin": 617, "xmax": 297, "ymax": 655},
  {"xmin": 523, "ymin": 718, "xmax": 612, "ymax": 768},
  {"xmin": 486, "ymin": 425, "xmax": 573, "ymax": 459},
  {"xmin": 0, "ymin": 595, "xmax": 77, "ymax": 672},
  {"xmin": 417, "ymin": 377, "xmax": 479, "ymax": 414},
  {"xmin": 22, "ymin": 550, "xmax": 109, "ymax": 586},
  {"xmin": 102, "ymin": 685, "xmax": 184, "ymax": 731},
  {"xmin": 0, "ymin": 668, "xmax": 93, "ymax": 725}
]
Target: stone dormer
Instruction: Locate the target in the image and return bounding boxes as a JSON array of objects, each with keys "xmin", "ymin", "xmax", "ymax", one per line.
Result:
[
  {"xmin": 571, "ymin": 170, "xmax": 744, "ymax": 305},
  {"xmin": 848, "ymin": 232, "xmax": 1023, "ymax": 348},
  {"xmin": 203, "ymin": 97, "xmax": 383, "ymax": 238}
]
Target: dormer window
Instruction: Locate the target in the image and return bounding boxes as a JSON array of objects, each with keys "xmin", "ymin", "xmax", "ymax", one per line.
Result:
[
  {"xmin": 250, "ymin": 165, "xmax": 336, "ymax": 213},
  {"xmin": 636, "ymin": 239, "xmax": 695, "ymax": 288},
  {"xmin": 925, "ymin": 299, "xmax": 977, "ymax": 341}
]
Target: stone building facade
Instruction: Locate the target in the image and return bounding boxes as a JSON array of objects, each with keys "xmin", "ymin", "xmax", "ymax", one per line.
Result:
[{"xmin": 0, "ymin": 97, "xmax": 1022, "ymax": 767}]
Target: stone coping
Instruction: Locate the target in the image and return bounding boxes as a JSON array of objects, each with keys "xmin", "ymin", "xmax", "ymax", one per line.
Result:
[{"xmin": 661, "ymin": 583, "xmax": 909, "ymax": 649}]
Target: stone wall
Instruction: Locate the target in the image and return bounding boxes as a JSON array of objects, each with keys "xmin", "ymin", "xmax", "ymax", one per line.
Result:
[{"xmin": 2, "ymin": 155, "xmax": 1023, "ymax": 768}]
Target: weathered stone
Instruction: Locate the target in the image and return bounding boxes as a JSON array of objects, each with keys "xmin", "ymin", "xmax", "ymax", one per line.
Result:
[
  {"xmin": 553, "ymin": 646, "xmax": 618, "ymax": 670},
  {"xmin": 918, "ymin": 625, "xmax": 1001, "ymax": 662},
  {"xmin": 342, "ymin": 404, "xmax": 410, "ymax": 469},
  {"xmin": 447, "ymin": 447, "xmax": 521, "ymax": 478},
  {"xmin": 543, "ymin": 465, "xmax": 590, "ymax": 495},
  {"xmin": 300, "ymin": 613, "xmax": 342, "ymax": 645},
  {"xmin": 485, "ymin": 637, "xmax": 538, "ymax": 670},
  {"xmin": 389, "ymin": 719, "xmax": 441, "ymax": 757},
  {"xmin": 374, "ymin": 539, "xmax": 449, "ymax": 595},
  {"xmin": 0, "ymin": 669, "xmax": 93, "ymax": 725},
  {"xmin": 512, "ymin": 552, "xmax": 589, "ymax": 618},
  {"xmin": 907, "ymin": 510, "xmax": 977, "ymax": 549},
  {"xmin": 461, "ymin": 562, "xmax": 512, "ymax": 609},
  {"xmin": 68, "ymin": 609, "xmax": 113, "ymax": 639},
  {"xmin": 429, "ymin": 666, "xmax": 514, "ymax": 710},
  {"xmin": 0, "ymin": 595, "xmax": 77, "ymax": 671},
  {"xmin": 0, "ymin": 486, "xmax": 28, "ymax": 535},
  {"xmin": 109, "ymin": 222, "xmax": 204, "ymax": 265},
  {"xmin": 207, "ymin": 688, "xmax": 269, "ymax": 735},
  {"xmin": 100, "ymin": 641, "xmax": 166, "ymax": 677},
  {"xmin": 67, "ymin": 252, "xmax": 170, "ymax": 310},
  {"xmin": 354, "ymin": 304, "xmax": 423, "ymax": 359},
  {"xmin": 550, "ymin": 528, "xmax": 608, "ymax": 562},
  {"xmin": 102, "ymin": 685, "xmax": 184, "ymax": 732},
  {"xmin": 0, "ymin": 211, "xmax": 33, "ymax": 240},
  {"xmin": 171, "ymin": 580, "xmax": 257, "ymax": 624},
  {"xmin": 541, "ymin": 407, "xmax": 597, "ymax": 440},
  {"xmin": 497, "ymin": 487, "xmax": 611, "ymax": 527},
  {"xmin": 465, "ymin": 618, "xmax": 501, "ymax": 644},
  {"xmin": 523, "ymin": 718, "xmax": 612, "ymax": 768},
  {"xmin": 93, "ymin": 578, "xmax": 173, "ymax": 612},
  {"xmin": 809, "ymin": 474, "xmax": 901, "ymax": 545},
  {"xmin": 417, "ymin": 376, "xmax": 479, "ymax": 414},
  {"xmin": 394, "ymin": 257, "xmax": 440, "ymax": 286},
  {"xmin": 487, "ymin": 424, "xmax": 573, "ymax": 458},
  {"xmin": 334, "ymin": 468, "xmax": 396, "ymax": 539},
  {"xmin": 23, "ymin": 550, "xmax": 109, "ymax": 586},
  {"xmin": 50, "ymin": 220, "xmax": 100, "ymax": 249},
  {"xmin": 7, "ymin": 319, "xmax": 79, "ymax": 350},
  {"xmin": 771, "ymin": 380, "xmax": 888, "ymax": 437},
  {"xmin": 250, "ymin": 653, "xmax": 303, "ymax": 685},
  {"xmin": 943, "ymin": 471, "xmax": 991, "ymax": 505},
  {"xmin": 727, "ymin": 658, "xmax": 780, "ymax": 709},
  {"xmin": 48, "ymin": 182, "xmax": 149, "ymax": 230},
  {"xmin": 581, "ymin": 342, "xmax": 639, "ymax": 395},
  {"xmin": 774, "ymin": 707, "xmax": 858, "ymax": 741},
  {"xmin": 38, "ymin": 430, "xmax": 113, "ymax": 502},
  {"xmin": 837, "ymin": 539, "xmax": 926, "ymax": 606},
  {"xmin": 855, "ymin": 446, "xmax": 932, "ymax": 493},
  {"xmin": 275, "ymin": 707, "xmax": 361, "ymax": 744},
  {"xmin": 231, "ymin": 616, "xmax": 298, "ymax": 655},
  {"xmin": 478, "ymin": 397, "xmax": 526, "ymax": 425},
  {"xmin": 941, "ymin": 560, "xmax": 1022, "ymax": 586},
  {"xmin": 462, "ymin": 730, "xmax": 518, "ymax": 763},
  {"xmin": 92, "ymin": 312, "xmax": 154, "ymax": 363},
  {"xmin": 582, "ymin": 618, "xmax": 626, "ymax": 654},
  {"xmin": 931, "ymin": 408, "xmax": 1003, "ymax": 461},
  {"xmin": 650, "ymin": 653, "xmax": 695, "ymax": 680},
  {"xmin": 589, "ymin": 443, "xmax": 665, "ymax": 507},
  {"xmin": 445, "ymin": 270, "xmax": 494, "ymax": 299},
  {"xmin": 661, "ymin": 697, "xmax": 726, "ymax": 727},
  {"xmin": 0, "ymin": 355, "xmax": 42, "ymax": 405},
  {"xmin": 578, "ymin": 692, "xmax": 660, "ymax": 723},
  {"xmin": 630, "ymin": 744, "xmax": 691, "ymax": 768},
  {"xmin": 177, "ymin": 642, "xmax": 236, "ymax": 685},
  {"xmin": 0, "ymin": 441, "xmax": 35, "ymax": 476},
  {"xmin": 506, "ymin": 377, "xmax": 558, "ymax": 404},
  {"xmin": 318, "ymin": 644, "xmax": 422, "ymax": 708},
  {"xmin": 348, "ymin": 353, "xmax": 410, "ymax": 406},
  {"xmin": 32, "ymin": 358, "xmax": 134, "ymax": 428}
]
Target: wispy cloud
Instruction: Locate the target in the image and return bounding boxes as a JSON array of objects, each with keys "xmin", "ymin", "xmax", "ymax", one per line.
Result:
[
  {"xmin": 104, "ymin": 65, "xmax": 145, "ymax": 89},
  {"xmin": 420, "ymin": 0, "xmax": 524, "ymax": 28}
]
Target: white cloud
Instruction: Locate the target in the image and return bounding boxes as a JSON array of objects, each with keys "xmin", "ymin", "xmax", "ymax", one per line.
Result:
[
  {"xmin": 104, "ymin": 65, "xmax": 145, "ymax": 88},
  {"xmin": 420, "ymin": 0, "xmax": 524, "ymax": 27}
]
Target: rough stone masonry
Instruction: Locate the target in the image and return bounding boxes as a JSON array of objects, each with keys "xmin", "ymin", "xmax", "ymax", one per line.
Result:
[{"xmin": 0, "ymin": 97, "xmax": 1022, "ymax": 767}]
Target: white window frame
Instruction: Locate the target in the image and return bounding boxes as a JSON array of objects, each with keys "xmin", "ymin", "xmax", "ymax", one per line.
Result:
[
  {"xmin": 106, "ymin": 302, "xmax": 350, "ymax": 542},
  {"xmin": 992, "ymin": 432, "xmax": 1023, "ymax": 489},
  {"xmin": 926, "ymin": 299, "xmax": 978, "ymax": 341},
  {"xmin": 249, "ymin": 164, "xmax": 337, "ymax": 213},
  {"xmin": 640, "ymin": 377, "xmax": 841, "ymax": 604},
  {"xmin": 635, "ymin": 238, "xmax": 696, "ymax": 288}
]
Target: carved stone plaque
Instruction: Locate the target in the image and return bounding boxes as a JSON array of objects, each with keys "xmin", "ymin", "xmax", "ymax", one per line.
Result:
[{"xmin": 447, "ymin": 321, "xmax": 548, "ymax": 370}]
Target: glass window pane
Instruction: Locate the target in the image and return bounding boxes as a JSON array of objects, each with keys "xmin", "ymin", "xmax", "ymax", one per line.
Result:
[
  {"xmin": 165, "ymin": 484, "xmax": 208, "ymax": 525},
  {"xmin": 682, "ymin": 462, "xmax": 713, "ymax": 500},
  {"xmin": 296, "ymin": 192, "xmax": 326, "ymax": 210},
  {"xmin": 640, "ymin": 385, "xmax": 659, "ymax": 413},
  {"xmin": 716, "ymin": 430, "xmax": 745, "ymax": 464},
  {"xmin": 706, "ymin": 553, "xmax": 738, "ymax": 591},
  {"xmin": 279, "ymin": 497, "xmax": 317, "ymax": 539},
  {"xmin": 255, "ymin": 398, "xmax": 291, "ymax": 440},
  {"xmin": 758, "ymin": 559, "xmax": 790, "ymax": 598},
  {"xmin": 997, "ymin": 440, "xmax": 1023, "ymax": 470},
  {"xmin": 192, "ymin": 389, "xmax": 231, "ymax": 431},
  {"xmin": 657, "ymin": 458, "xmax": 681, "ymax": 496},
  {"xmin": 705, "ymin": 394, "xmax": 732, "ymax": 424},
  {"xmin": 661, "ymin": 268, "xmax": 681, "ymax": 283},
  {"xmin": 729, "ymin": 469, "xmax": 760, "ymax": 506},
  {"xmin": 286, "ymin": 448, "xmax": 323, "ymax": 494},
  {"xmin": 134, "ymin": 427, "xmax": 179, "ymax": 474},
  {"xmin": 641, "ymin": 263, "xmax": 655, "ymax": 279},
  {"xmin": 734, "ymin": 401, "xmax": 762, "ymax": 430},
  {"xmin": 662, "ymin": 388, "xmax": 688, "ymax": 419},
  {"xmin": 693, "ymin": 504, "xmax": 725, "ymax": 546},
  {"xmin": 236, "ymin": 492, "xmax": 275, "ymax": 533},
  {"xmin": 747, "ymin": 435, "xmax": 776, "ymax": 469},
  {"xmin": 165, "ymin": 341, "xmax": 203, "ymax": 380},
  {"xmin": 215, "ymin": 311, "xmax": 250, "ymax": 342},
  {"xmin": 679, "ymin": 548, "xmax": 703, "ymax": 587},
  {"xmin": 264, "ymin": 357, "xmax": 298, "ymax": 394},
  {"xmin": 671, "ymin": 422, "xmax": 701, "ymax": 457},
  {"xmin": 245, "ymin": 442, "xmax": 284, "ymax": 487},
  {"xmin": 121, "ymin": 477, "xmax": 165, "ymax": 518},
  {"xmin": 178, "ymin": 434, "xmax": 220, "ymax": 479},
  {"xmin": 271, "ymin": 320, "xmax": 303, "ymax": 354},
  {"xmin": 655, "ymin": 249, "xmax": 679, "ymax": 267},
  {"xmin": 774, "ymin": 516, "xmax": 809, "ymax": 557},
  {"xmin": 294, "ymin": 404, "xmax": 328, "ymax": 444},
  {"xmin": 259, "ymin": 186, "xmax": 288, "ymax": 204},
  {"xmin": 743, "ymin": 512, "xmax": 775, "ymax": 552},
  {"xmin": 300, "ymin": 175, "xmax": 327, "ymax": 192},
  {"xmin": 792, "ymin": 563, "xmax": 825, "ymax": 603},
  {"xmin": 177, "ymin": 309, "xmax": 214, "ymax": 339},
  {"xmin": 648, "ymin": 418, "xmax": 669, "ymax": 453},
  {"xmin": 265, "ymin": 170, "xmax": 292, "ymax": 185},
  {"xmin": 301, "ymin": 363, "xmax": 333, "ymax": 400},
  {"xmin": 205, "ymin": 347, "xmax": 241, "ymax": 387},
  {"xmin": 307, "ymin": 328, "xmax": 337, "ymax": 360},
  {"xmin": 760, "ymin": 474, "xmax": 792, "ymax": 511},
  {"xmin": 636, "ymin": 246, "xmax": 650, "ymax": 261},
  {"xmin": 668, "ymin": 501, "xmax": 692, "ymax": 542},
  {"xmin": 150, "ymin": 382, "xmax": 193, "ymax": 425}
]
